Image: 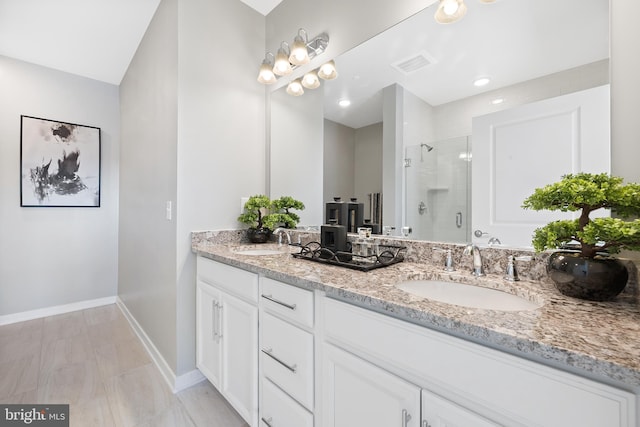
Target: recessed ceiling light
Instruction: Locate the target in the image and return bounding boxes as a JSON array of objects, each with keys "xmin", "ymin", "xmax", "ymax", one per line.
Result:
[
  {"xmin": 473, "ymin": 77, "xmax": 490, "ymax": 87},
  {"xmin": 491, "ymin": 98, "xmax": 504, "ymax": 105},
  {"xmin": 338, "ymin": 99, "xmax": 351, "ymax": 108}
]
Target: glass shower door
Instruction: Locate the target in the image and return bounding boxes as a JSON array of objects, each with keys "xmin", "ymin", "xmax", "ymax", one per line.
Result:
[{"xmin": 404, "ymin": 137, "xmax": 471, "ymax": 243}]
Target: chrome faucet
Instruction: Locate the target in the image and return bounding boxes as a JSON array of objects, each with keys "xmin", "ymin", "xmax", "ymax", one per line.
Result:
[
  {"xmin": 462, "ymin": 244, "xmax": 484, "ymax": 276},
  {"xmin": 273, "ymin": 228, "xmax": 292, "ymax": 246}
]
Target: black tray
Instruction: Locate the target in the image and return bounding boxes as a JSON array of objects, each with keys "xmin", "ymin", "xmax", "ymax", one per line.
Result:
[{"xmin": 291, "ymin": 241, "xmax": 406, "ymax": 272}]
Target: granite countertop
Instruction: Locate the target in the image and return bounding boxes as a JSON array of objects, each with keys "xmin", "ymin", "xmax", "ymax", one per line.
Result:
[{"xmin": 192, "ymin": 239, "xmax": 640, "ymax": 391}]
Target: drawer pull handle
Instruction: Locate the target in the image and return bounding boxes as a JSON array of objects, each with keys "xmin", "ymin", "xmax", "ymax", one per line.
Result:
[
  {"xmin": 261, "ymin": 417, "xmax": 274, "ymax": 427},
  {"xmin": 402, "ymin": 409, "xmax": 411, "ymax": 427},
  {"xmin": 261, "ymin": 348, "xmax": 297, "ymax": 373},
  {"xmin": 261, "ymin": 294, "xmax": 297, "ymax": 311}
]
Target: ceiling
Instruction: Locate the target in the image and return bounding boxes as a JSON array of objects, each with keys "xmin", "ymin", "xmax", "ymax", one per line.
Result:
[
  {"xmin": 0, "ymin": 0, "xmax": 279, "ymax": 85},
  {"xmin": 322, "ymin": 0, "xmax": 609, "ymax": 129}
]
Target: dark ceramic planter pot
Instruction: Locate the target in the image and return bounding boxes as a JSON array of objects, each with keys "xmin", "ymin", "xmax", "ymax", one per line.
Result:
[
  {"xmin": 547, "ymin": 251, "xmax": 628, "ymax": 301},
  {"xmin": 246, "ymin": 227, "xmax": 272, "ymax": 244}
]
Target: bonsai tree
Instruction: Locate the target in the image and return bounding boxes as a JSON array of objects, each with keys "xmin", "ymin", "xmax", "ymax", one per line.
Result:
[
  {"xmin": 238, "ymin": 194, "xmax": 272, "ymax": 231},
  {"xmin": 522, "ymin": 173, "xmax": 640, "ymax": 258},
  {"xmin": 269, "ymin": 196, "xmax": 305, "ymax": 229},
  {"xmin": 237, "ymin": 195, "xmax": 305, "ymax": 230}
]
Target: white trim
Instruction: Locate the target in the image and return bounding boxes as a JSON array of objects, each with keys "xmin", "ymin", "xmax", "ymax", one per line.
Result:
[
  {"xmin": 174, "ymin": 369, "xmax": 207, "ymax": 392},
  {"xmin": 0, "ymin": 296, "xmax": 117, "ymax": 326},
  {"xmin": 116, "ymin": 297, "xmax": 203, "ymax": 394},
  {"xmin": 116, "ymin": 297, "xmax": 177, "ymax": 391}
]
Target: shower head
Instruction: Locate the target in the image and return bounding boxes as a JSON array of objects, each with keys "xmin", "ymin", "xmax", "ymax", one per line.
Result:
[{"xmin": 421, "ymin": 143, "xmax": 434, "ymax": 152}]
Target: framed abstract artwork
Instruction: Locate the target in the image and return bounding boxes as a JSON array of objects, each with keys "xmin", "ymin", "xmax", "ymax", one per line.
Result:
[{"xmin": 20, "ymin": 115, "xmax": 101, "ymax": 207}]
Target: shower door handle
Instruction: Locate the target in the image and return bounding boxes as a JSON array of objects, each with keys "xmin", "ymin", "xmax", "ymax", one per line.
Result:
[
  {"xmin": 418, "ymin": 202, "xmax": 426, "ymax": 215},
  {"xmin": 456, "ymin": 212, "xmax": 462, "ymax": 228}
]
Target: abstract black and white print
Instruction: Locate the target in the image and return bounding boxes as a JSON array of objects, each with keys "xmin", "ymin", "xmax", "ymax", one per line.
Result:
[{"xmin": 20, "ymin": 116, "xmax": 101, "ymax": 207}]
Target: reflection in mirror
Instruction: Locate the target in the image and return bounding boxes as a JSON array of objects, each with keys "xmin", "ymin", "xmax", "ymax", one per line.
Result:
[{"xmin": 271, "ymin": 0, "xmax": 609, "ymax": 245}]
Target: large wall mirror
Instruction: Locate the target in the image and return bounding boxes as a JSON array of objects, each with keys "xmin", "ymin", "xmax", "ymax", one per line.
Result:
[{"xmin": 270, "ymin": 0, "xmax": 609, "ymax": 247}]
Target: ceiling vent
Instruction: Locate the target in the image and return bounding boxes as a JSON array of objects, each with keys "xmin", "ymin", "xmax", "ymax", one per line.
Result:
[{"xmin": 392, "ymin": 52, "xmax": 436, "ymax": 75}]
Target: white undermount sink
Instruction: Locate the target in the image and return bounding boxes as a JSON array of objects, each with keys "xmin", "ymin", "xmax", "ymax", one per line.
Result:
[{"xmin": 397, "ymin": 280, "xmax": 541, "ymax": 311}]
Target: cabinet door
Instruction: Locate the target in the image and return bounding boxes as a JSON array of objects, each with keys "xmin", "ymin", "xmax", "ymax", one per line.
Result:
[
  {"xmin": 196, "ymin": 280, "xmax": 222, "ymax": 388},
  {"xmin": 421, "ymin": 389, "xmax": 499, "ymax": 427},
  {"xmin": 221, "ymin": 291, "xmax": 258, "ymax": 425},
  {"xmin": 323, "ymin": 343, "xmax": 420, "ymax": 427}
]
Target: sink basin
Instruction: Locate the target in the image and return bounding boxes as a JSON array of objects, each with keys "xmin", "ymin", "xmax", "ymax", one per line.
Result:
[
  {"xmin": 232, "ymin": 248, "xmax": 286, "ymax": 256},
  {"xmin": 397, "ymin": 280, "xmax": 541, "ymax": 311}
]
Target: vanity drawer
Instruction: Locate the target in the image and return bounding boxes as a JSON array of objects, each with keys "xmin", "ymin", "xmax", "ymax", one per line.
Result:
[
  {"xmin": 261, "ymin": 277, "xmax": 314, "ymax": 328},
  {"xmin": 261, "ymin": 312, "xmax": 314, "ymax": 410},
  {"xmin": 197, "ymin": 256, "xmax": 258, "ymax": 303},
  {"xmin": 260, "ymin": 378, "xmax": 313, "ymax": 427}
]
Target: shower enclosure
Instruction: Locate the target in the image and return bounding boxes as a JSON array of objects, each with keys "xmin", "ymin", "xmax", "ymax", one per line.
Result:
[{"xmin": 404, "ymin": 137, "xmax": 471, "ymax": 243}]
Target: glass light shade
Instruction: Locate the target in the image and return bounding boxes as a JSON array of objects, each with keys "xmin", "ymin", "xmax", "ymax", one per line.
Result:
[
  {"xmin": 257, "ymin": 60, "xmax": 277, "ymax": 84},
  {"xmin": 273, "ymin": 48, "xmax": 292, "ymax": 76},
  {"xmin": 434, "ymin": 0, "xmax": 467, "ymax": 24},
  {"xmin": 301, "ymin": 70, "xmax": 320, "ymax": 89},
  {"xmin": 289, "ymin": 36, "xmax": 310, "ymax": 66},
  {"xmin": 317, "ymin": 60, "xmax": 338, "ymax": 80},
  {"xmin": 286, "ymin": 79, "xmax": 304, "ymax": 96}
]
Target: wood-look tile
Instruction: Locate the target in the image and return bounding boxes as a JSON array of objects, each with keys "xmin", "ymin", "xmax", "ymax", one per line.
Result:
[
  {"xmin": 87, "ymin": 316, "xmax": 136, "ymax": 348},
  {"xmin": 42, "ymin": 311, "xmax": 88, "ymax": 344},
  {"xmin": 105, "ymin": 363, "xmax": 174, "ymax": 427},
  {"xmin": 69, "ymin": 395, "xmax": 116, "ymax": 427},
  {"xmin": 37, "ymin": 360, "xmax": 105, "ymax": 405},
  {"xmin": 40, "ymin": 332, "xmax": 94, "ymax": 375},
  {"xmin": 83, "ymin": 304, "xmax": 123, "ymax": 326},
  {"xmin": 93, "ymin": 336, "xmax": 152, "ymax": 382},
  {"xmin": 0, "ymin": 318, "xmax": 43, "ymax": 364},
  {"xmin": 3, "ymin": 388, "xmax": 38, "ymax": 404},
  {"xmin": 177, "ymin": 381, "xmax": 249, "ymax": 427},
  {"xmin": 0, "ymin": 354, "xmax": 40, "ymax": 400},
  {"xmin": 135, "ymin": 400, "xmax": 197, "ymax": 427}
]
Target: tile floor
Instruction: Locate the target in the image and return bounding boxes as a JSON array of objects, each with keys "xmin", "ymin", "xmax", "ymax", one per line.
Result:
[{"xmin": 0, "ymin": 304, "xmax": 248, "ymax": 427}]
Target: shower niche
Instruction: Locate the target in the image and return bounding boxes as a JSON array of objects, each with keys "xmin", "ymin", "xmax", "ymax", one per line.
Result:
[{"xmin": 404, "ymin": 137, "xmax": 471, "ymax": 243}]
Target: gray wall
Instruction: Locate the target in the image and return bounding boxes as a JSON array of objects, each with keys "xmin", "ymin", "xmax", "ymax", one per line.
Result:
[
  {"xmin": 0, "ymin": 55, "xmax": 119, "ymax": 317},
  {"xmin": 119, "ymin": 0, "xmax": 265, "ymax": 377},
  {"xmin": 119, "ymin": 0, "xmax": 179, "ymax": 371},
  {"xmin": 354, "ymin": 123, "xmax": 383, "ymax": 211},
  {"xmin": 324, "ymin": 119, "xmax": 355, "ymax": 204}
]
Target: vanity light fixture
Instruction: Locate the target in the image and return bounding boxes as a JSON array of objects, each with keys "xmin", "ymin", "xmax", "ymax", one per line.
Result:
[
  {"xmin": 286, "ymin": 78, "xmax": 305, "ymax": 96},
  {"xmin": 257, "ymin": 53, "xmax": 277, "ymax": 84},
  {"xmin": 289, "ymin": 28, "xmax": 311, "ymax": 65},
  {"xmin": 318, "ymin": 60, "xmax": 338, "ymax": 80},
  {"xmin": 302, "ymin": 70, "xmax": 320, "ymax": 89},
  {"xmin": 273, "ymin": 42, "xmax": 293, "ymax": 76},
  {"xmin": 434, "ymin": 0, "xmax": 467, "ymax": 24}
]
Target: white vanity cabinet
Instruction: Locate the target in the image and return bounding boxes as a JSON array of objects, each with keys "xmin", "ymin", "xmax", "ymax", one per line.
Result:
[
  {"xmin": 196, "ymin": 256, "xmax": 258, "ymax": 426},
  {"xmin": 259, "ymin": 277, "xmax": 315, "ymax": 427},
  {"xmin": 321, "ymin": 297, "xmax": 636, "ymax": 427}
]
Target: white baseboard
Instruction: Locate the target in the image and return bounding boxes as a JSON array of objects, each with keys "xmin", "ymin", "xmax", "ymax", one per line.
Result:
[
  {"xmin": 115, "ymin": 297, "xmax": 204, "ymax": 393},
  {"xmin": 0, "ymin": 296, "xmax": 117, "ymax": 326}
]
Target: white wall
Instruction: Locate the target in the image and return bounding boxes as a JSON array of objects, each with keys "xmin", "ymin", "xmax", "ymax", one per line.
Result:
[
  {"xmin": 0, "ymin": 55, "xmax": 119, "ymax": 317},
  {"xmin": 271, "ymin": 85, "xmax": 323, "ymax": 226},
  {"xmin": 354, "ymin": 123, "xmax": 383, "ymax": 211},
  {"xmin": 324, "ymin": 119, "xmax": 355, "ymax": 205},
  {"xmin": 119, "ymin": 0, "xmax": 265, "ymax": 378},
  {"xmin": 119, "ymin": 0, "xmax": 179, "ymax": 371},
  {"xmin": 176, "ymin": 0, "xmax": 265, "ymax": 375}
]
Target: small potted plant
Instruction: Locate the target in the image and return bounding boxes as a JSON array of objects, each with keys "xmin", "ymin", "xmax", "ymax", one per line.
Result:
[
  {"xmin": 522, "ymin": 173, "xmax": 640, "ymax": 301},
  {"xmin": 238, "ymin": 195, "xmax": 305, "ymax": 243}
]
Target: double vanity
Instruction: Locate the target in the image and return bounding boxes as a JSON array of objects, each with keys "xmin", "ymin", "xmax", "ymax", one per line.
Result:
[{"xmin": 192, "ymin": 230, "xmax": 639, "ymax": 427}]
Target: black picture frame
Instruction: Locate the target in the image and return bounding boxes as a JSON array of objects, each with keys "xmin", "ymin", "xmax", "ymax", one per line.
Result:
[{"xmin": 20, "ymin": 115, "xmax": 101, "ymax": 207}]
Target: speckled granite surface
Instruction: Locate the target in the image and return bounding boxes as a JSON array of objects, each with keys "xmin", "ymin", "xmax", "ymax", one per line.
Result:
[{"xmin": 192, "ymin": 230, "xmax": 640, "ymax": 390}]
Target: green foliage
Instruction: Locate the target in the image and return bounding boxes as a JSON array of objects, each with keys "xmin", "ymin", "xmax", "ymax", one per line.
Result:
[
  {"xmin": 237, "ymin": 195, "xmax": 305, "ymax": 230},
  {"xmin": 523, "ymin": 173, "xmax": 640, "ymax": 258}
]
